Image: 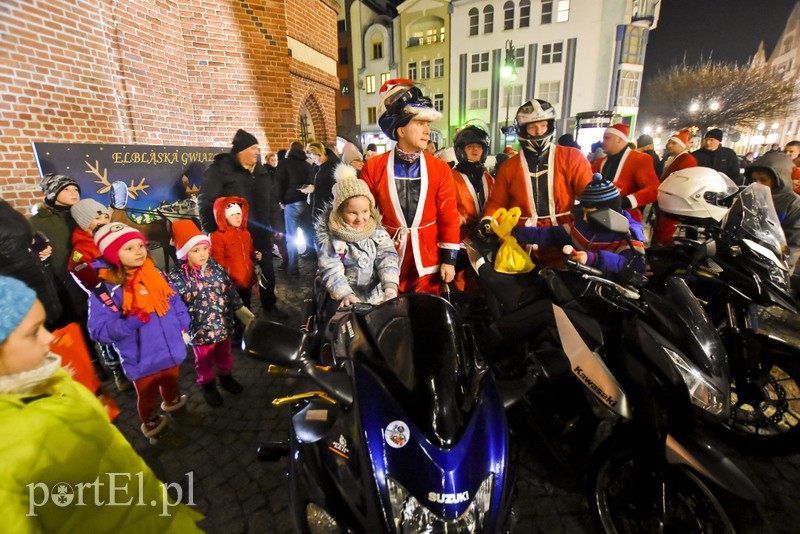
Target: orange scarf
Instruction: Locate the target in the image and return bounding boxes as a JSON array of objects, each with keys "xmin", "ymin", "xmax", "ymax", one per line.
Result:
[{"xmin": 120, "ymin": 258, "xmax": 174, "ymax": 317}]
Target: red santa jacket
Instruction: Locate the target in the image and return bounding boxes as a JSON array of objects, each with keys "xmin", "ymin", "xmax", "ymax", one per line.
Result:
[
  {"xmin": 483, "ymin": 144, "xmax": 592, "ymax": 227},
  {"xmin": 361, "ymin": 151, "xmax": 460, "ymax": 277},
  {"xmin": 210, "ymin": 195, "xmax": 255, "ymax": 289},
  {"xmin": 592, "ymin": 148, "xmax": 661, "ymax": 220},
  {"xmin": 68, "ymin": 227, "xmax": 102, "ymax": 294},
  {"xmin": 661, "ymin": 151, "xmax": 698, "ymax": 180},
  {"xmin": 452, "ymin": 167, "xmax": 494, "ymax": 241}
]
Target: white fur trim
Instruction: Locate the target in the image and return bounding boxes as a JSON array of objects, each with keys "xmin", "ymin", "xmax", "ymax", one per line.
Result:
[
  {"xmin": 626, "ymin": 194, "xmax": 638, "ymax": 209},
  {"xmin": 406, "ymin": 105, "xmax": 442, "ymax": 122},
  {"xmin": 176, "ymin": 235, "xmax": 211, "ymax": 260},
  {"xmin": 606, "ymin": 127, "xmax": 629, "ymax": 142},
  {"xmin": 668, "ymin": 135, "xmax": 686, "ymax": 149}
]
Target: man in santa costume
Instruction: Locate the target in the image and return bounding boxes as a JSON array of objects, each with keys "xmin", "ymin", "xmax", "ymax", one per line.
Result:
[
  {"xmin": 480, "ymin": 99, "xmax": 592, "ymax": 266},
  {"xmin": 451, "ymin": 120, "xmax": 494, "ymax": 290},
  {"xmin": 652, "ymin": 129, "xmax": 699, "ymax": 245},
  {"xmin": 661, "ymin": 129, "xmax": 697, "ymax": 180},
  {"xmin": 360, "ymin": 79, "xmax": 460, "ymax": 294},
  {"xmin": 591, "ymin": 123, "xmax": 661, "ymax": 222}
]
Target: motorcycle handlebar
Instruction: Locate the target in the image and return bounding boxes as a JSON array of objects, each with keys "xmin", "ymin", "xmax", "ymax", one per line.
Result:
[{"xmin": 564, "ymin": 257, "xmax": 604, "ymax": 277}]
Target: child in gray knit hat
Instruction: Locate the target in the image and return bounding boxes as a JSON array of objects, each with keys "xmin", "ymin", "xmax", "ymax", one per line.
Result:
[{"xmin": 316, "ymin": 164, "xmax": 399, "ymax": 308}]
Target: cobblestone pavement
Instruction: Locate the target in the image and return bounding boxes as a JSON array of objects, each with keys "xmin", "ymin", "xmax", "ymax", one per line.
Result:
[{"xmin": 105, "ymin": 253, "xmax": 800, "ymax": 533}]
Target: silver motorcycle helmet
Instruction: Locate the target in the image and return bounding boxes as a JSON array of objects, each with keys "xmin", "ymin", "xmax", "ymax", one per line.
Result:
[{"xmin": 658, "ymin": 167, "xmax": 739, "ymax": 222}]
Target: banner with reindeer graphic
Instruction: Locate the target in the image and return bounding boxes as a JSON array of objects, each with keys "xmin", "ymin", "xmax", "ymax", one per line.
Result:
[{"xmin": 32, "ymin": 143, "xmax": 227, "ymax": 223}]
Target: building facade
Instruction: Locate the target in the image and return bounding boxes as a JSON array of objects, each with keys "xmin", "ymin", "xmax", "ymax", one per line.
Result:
[
  {"xmin": 747, "ymin": 2, "xmax": 800, "ymax": 152},
  {"xmin": 449, "ymin": 0, "xmax": 660, "ymax": 152},
  {"xmin": 1, "ymin": 0, "xmax": 339, "ymax": 212},
  {"xmin": 396, "ymin": 0, "xmax": 452, "ymax": 147}
]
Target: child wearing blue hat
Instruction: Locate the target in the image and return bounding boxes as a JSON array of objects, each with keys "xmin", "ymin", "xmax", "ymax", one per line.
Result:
[
  {"xmin": 0, "ymin": 276, "xmax": 203, "ymax": 532},
  {"xmin": 511, "ymin": 173, "xmax": 647, "ymax": 276}
]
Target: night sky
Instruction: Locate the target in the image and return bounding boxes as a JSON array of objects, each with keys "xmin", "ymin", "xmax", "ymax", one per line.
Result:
[{"xmin": 640, "ymin": 0, "xmax": 799, "ymax": 110}]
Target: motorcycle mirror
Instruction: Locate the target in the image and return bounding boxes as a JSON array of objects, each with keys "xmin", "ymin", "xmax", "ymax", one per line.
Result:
[
  {"xmin": 588, "ymin": 209, "xmax": 630, "ymax": 235},
  {"xmin": 244, "ymin": 319, "xmax": 305, "ymax": 365}
]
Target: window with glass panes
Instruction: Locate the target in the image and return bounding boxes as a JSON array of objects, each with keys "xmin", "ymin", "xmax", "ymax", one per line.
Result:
[
  {"xmin": 617, "ymin": 71, "xmax": 640, "ymax": 107},
  {"xmin": 504, "ymin": 1, "xmax": 514, "ymax": 30},
  {"xmin": 503, "ymin": 84, "xmax": 524, "ymax": 108},
  {"xmin": 408, "ymin": 62, "xmax": 417, "ymax": 79},
  {"xmin": 365, "ymin": 75, "xmax": 376, "ymax": 93},
  {"xmin": 367, "ymin": 107, "xmax": 377, "ymax": 123},
  {"xmin": 470, "ymin": 89, "xmax": 488, "ymax": 109},
  {"xmin": 372, "ymin": 41, "xmax": 383, "ymax": 60},
  {"xmin": 484, "ymin": 6, "xmax": 494, "ymax": 33},
  {"xmin": 541, "ymin": 42, "xmax": 563, "ymax": 64},
  {"xmin": 434, "ymin": 58, "xmax": 444, "ymax": 78},
  {"xmin": 621, "ymin": 26, "xmax": 646, "ymax": 64},
  {"xmin": 421, "ymin": 60, "xmax": 431, "ymax": 79},
  {"xmin": 556, "ymin": 0, "xmax": 570, "ymax": 22},
  {"xmin": 434, "ymin": 94, "xmax": 444, "ymax": 112},
  {"xmin": 471, "ymin": 52, "xmax": 489, "ymax": 73},
  {"xmin": 520, "ymin": 0, "xmax": 530, "ymax": 27},
  {"xmin": 541, "ymin": 0, "xmax": 553, "ymax": 24},
  {"xmin": 469, "ymin": 8, "xmax": 479, "ymax": 35},
  {"xmin": 380, "ymin": 72, "xmax": 390, "ymax": 87},
  {"xmin": 538, "ymin": 81, "xmax": 560, "ymax": 103}
]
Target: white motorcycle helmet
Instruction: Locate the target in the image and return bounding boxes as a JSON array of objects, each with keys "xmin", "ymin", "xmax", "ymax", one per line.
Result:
[{"xmin": 658, "ymin": 167, "xmax": 739, "ymax": 222}]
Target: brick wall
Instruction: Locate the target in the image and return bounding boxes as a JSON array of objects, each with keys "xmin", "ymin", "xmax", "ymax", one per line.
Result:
[{"xmin": 0, "ymin": 0, "xmax": 337, "ymax": 213}]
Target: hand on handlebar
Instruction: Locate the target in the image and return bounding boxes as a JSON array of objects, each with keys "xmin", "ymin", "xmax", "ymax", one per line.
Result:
[{"xmin": 562, "ymin": 245, "xmax": 588, "ymax": 265}]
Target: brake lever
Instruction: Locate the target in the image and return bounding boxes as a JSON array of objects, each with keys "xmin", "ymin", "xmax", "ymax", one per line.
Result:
[{"xmin": 581, "ymin": 274, "xmax": 640, "ymax": 300}]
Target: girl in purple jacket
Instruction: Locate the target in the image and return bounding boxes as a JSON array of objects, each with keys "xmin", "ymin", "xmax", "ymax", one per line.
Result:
[{"xmin": 87, "ymin": 223, "xmax": 194, "ymax": 447}]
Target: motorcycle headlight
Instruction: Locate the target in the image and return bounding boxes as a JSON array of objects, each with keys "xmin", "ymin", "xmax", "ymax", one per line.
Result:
[
  {"xmin": 768, "ymin": 264, "xmax": 790, "ymax": 288},
  {"xmin": 664, "ymin": 347, "xmax": 728, "ymax": 418},
  {"xmin": 387, "ymin": 475, "xmax": 493, "ymax": 534}
]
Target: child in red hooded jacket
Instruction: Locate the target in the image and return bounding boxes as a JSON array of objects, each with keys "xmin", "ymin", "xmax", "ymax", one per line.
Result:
[{"xmin": 210, "ymin": 197, "xmax": 262, "ymax": 337}]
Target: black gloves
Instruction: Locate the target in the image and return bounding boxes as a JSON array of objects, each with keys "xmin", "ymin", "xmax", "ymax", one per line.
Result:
[{"xmin": 621, "ymin": 196, "xmax": 633, "ymax": 210}]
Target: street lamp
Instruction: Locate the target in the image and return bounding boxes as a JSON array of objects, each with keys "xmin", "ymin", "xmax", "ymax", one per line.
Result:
[{"xmin": 500, "ymin": 40, "xmax": 517, "ymax": 149}]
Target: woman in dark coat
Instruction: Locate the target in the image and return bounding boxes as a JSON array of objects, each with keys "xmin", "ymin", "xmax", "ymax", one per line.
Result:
[{"xmin": 0, "ymin": 199, "xmax": 63, "ymax": 327}]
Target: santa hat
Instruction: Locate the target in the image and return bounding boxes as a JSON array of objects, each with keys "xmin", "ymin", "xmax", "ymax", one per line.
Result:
[
  {"xmin": 377, "ymin": 79, "xmax": 442, "ymax": 140},
  {"xmin": 605, "ymin": 123, "xmax": 630, "ymax": 142},
  {"xmin": 172, "ymin": 220, "xmax": 211, "ymax": 261},
  {"xmin": 94, "ymin": 222, "xmax": 146, "ymax": 267},
  {"xmin": 668, "ymin": 129, "xmax": 691, "ymax": 150}
]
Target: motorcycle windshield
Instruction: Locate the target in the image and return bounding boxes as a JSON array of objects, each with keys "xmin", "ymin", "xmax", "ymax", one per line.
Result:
[
  {"xmin": 722, "ymin": 183, "xmax": 788, "ymax": 260},
  {"xmin": 356, "ymin": 295, "xmax": 482, "ymax": 447}
]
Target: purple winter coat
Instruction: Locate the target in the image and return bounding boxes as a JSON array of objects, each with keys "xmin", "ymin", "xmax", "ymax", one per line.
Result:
[{"xmin": 87, "ymin": 281, "xmax": 191, "ymax": 381}]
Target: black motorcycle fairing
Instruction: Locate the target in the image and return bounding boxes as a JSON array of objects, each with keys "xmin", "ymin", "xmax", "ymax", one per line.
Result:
[
  {"xmin": 642, "ymin": 277, "xmax": 728, "ymax": 378},
  {"xmin": 292, "ymin": 399, "xmax": 337, "ymax": 444},
  {"xmin": 353, "ymin": 294, "xmax": 485, "ymax": 448}
]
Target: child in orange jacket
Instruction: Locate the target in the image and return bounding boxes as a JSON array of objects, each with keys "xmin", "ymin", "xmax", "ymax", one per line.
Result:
[{"xmin": 210, "ymin": 197, "xmax": 262, "ymax": 330}]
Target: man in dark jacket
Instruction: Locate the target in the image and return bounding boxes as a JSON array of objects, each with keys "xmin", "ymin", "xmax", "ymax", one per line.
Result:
[
  {"xmin": 636, "ymin": 133, "xmax": 663, "ymax": 177},
  {"xmin": 692, "ymin": 128, "xmax": 742, "ymax": 185},
  {"xmin": 744, "ymin": 151, "xmax": 800, "ymax": 292},
  {"xmin": 199, "ymin": 129, "xmax": 286, "ymax": 317},
  {"xmin": 276, "ymin": 141, "xmax": 314, "ymax": 276}
]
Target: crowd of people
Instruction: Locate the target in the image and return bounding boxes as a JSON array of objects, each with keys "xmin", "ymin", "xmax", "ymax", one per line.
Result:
[{"xmin": 4, "ymin": 76, "xmax": 800, "ymax": 530}]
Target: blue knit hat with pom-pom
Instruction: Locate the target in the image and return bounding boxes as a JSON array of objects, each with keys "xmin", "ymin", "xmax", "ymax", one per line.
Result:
[
  {"xmin": 579, "ymin": 173, "xmax": 621, "ymax": 211},
  {"xmin": 0, "ymin": 276, "xmax": 37, "ymax": 344}
]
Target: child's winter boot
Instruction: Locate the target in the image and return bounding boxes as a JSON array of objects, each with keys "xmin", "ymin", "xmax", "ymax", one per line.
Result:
[
  {"xmin": 201, "ymin": 381, "xmax": 224, "ymax": 407},
  {"xmin": 162, "ymin": 394, "xmax": 202, "ymax": 426},
  {"xmin": 140, "ymin": 415, "xmax": 186, "ymax": 448},
  {"xmin": 219, "ymin": 374, "xmax": 243, "ymax": 394}
]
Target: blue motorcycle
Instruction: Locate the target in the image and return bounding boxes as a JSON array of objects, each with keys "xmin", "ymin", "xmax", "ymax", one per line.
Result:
[{"xmin": 245, "ymin": 293, "xmax": 521, "ymax": 533}]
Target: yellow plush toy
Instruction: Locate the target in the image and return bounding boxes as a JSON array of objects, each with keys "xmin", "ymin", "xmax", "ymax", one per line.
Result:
[{"xmin": 490, "ymin": 207, "xmax": 535, "ymax": 274}]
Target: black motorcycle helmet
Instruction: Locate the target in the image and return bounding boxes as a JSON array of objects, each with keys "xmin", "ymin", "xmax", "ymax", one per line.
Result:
[
  {"xmin": 453, "ymin": 121, "xmax": 491, "ymax": 164},
  {"xmin": 514, "ymin": 99, "xmax": 557, "ymax": 155}
]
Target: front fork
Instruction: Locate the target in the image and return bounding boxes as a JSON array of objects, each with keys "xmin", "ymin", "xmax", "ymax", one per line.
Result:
[{"xmin": 723, "ymin": 302, "xmax": 766, "ymax": 413}]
